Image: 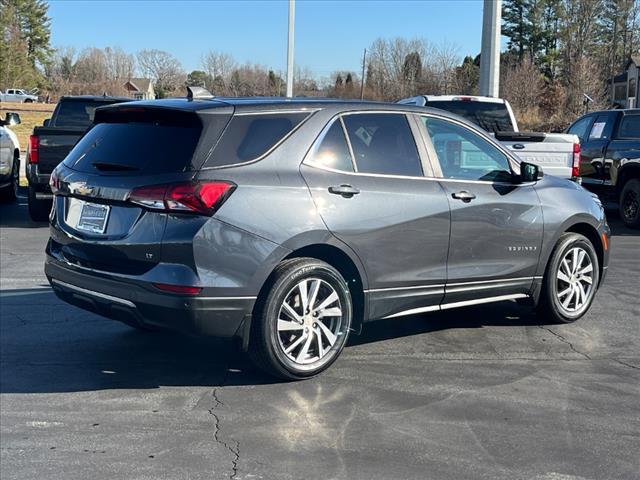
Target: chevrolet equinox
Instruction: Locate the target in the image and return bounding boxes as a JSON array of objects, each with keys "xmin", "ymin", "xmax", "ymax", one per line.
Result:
[{"xmin": 46, "ymin": 97, "xmax": 610, "ymax": 379}]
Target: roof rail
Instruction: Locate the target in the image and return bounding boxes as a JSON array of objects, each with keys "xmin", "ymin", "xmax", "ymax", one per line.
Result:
[{"xmin": 186, "ymin": 86, "xmax": 214, "ymax": 101}]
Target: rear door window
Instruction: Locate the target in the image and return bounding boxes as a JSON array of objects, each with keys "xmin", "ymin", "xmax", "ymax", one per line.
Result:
[
  {"xmin": 567, "ymin": 115, "xmax": 593, "ymax": 142},
  {"xmin": 342, "ymin": 113, "xmax": 423, "ymax": 176},
  {"xmin": 205, "ymin": 112, "xmax": 310, "ymax": 168},
  {"xmin": 307, "ymin": 121, "xmax": 354, "ymax": 172},
  {"xmin": 617, "ymin": 114, "xmax": 640, "ymax": 139}
]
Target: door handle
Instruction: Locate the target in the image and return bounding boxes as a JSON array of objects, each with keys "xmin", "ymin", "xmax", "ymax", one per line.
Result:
[
  {"xmin": 451, "ymin": 190, "xmax": 476, "ymax": 202},
  {"xmin": 328, "ymin": 184, "xmax": 360, "ymax": 198}
]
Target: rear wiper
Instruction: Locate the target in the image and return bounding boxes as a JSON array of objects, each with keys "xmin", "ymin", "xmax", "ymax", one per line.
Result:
[{"xmin": 92, "ymin": 162, "xmax": 139, "ymax": 172}]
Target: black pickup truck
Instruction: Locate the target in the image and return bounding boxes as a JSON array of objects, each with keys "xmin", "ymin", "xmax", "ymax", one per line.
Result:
[
  {"xmin": 26, "ymin": 95, "xmax": 131, "ymax": 220},
  {"xmin": 566, "ymin": 109, "xmax": 640, "ymax": 228}
]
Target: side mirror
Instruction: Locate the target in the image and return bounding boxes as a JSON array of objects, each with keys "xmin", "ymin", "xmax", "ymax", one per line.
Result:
[
  {"xmin": 520, "ymin": 161, "xmax": 543, "ymax": 182},
  {"xmin": 43, "ymin": 118, "xmax": 50, "ymax": 127},
  {"xmin": 4, "ymin": 112, "xmax": 21, "ymax": 126}
]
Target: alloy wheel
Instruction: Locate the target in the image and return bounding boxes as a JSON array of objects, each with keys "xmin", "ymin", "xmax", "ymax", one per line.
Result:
[
  {"xmin": 556, "ymin": 246, "xmax": 594, "ymax": 313},
  {"xmin": 277, "ymin": 278, "xmax": 344, "ymax": 365}
]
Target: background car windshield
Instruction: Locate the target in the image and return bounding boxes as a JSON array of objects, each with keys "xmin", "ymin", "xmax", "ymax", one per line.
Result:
[
  {"xmin": 423, "ymin": 116, "xmax": 512, "ymax": 182},
  {"xmin": 342, "ymin": 113, "xmax": 423, "ymax": 176},
  {"xmin": 424, "ymin": 101, "xmax": 514, "ymax": 133}
]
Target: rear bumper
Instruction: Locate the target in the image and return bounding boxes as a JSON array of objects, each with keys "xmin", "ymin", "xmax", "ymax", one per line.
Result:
[
  {"xmin": 26, "ymin": 164, "xmax": 51, "ymax": 193},
  {"xmin": 45, "ymin": 255, "xmax": 255, "ymax": 337}
]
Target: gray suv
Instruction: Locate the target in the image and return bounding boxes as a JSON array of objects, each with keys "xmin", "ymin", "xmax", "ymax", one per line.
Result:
[{"xmin": 46, "ymin": 98, "xmax": 610, "ymax": 379}]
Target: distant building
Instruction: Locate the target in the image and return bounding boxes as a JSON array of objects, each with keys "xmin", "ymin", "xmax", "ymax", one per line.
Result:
[
  {"xmin": 611, "ymin": 57, "xmax": 639, "ymax": 109},
  {"xmin": 123, "ymin": 78, "xmax": 155, "ymax": 100}
]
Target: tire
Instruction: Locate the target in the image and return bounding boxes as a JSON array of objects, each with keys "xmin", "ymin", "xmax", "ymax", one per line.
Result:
[
  {"xmin": 537, "ymin": 232, "xmax": 600, "ymax": 324},
  {"xmin": 0, "ymin": 153, "xmax": 19, "ymax": 203},
  {"xmin": 24, "ymin": 98, "xmax": 33, "ymax": 103},
  {"xmin": 619, "ymin": 178, "xmax": 640, "ymax": 229},
  {"xmin": 28, "ymin": 185, "xmax": 52, "ymax": 222},
  {"xmin": 249, "ymin": 257, "xmax": 352, "ymax": 380}
]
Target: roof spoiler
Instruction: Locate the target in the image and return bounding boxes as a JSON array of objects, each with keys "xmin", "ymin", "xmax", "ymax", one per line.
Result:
[{"xmin": 187, "ymin": 86, "xmax": 214, "ymax": 101}]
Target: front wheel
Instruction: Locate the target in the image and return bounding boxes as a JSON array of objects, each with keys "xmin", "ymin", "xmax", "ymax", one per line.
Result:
[
  {"xmin": 619, "ymin": 179, "xmax": 640, "ymax": 229},
  {"xmin": 537, "ymin": 232, "xmax": 599, "ymax": 324},
  {"xmin": 249, "ymin": 258, "xmax": 352, "ymax": 380}
]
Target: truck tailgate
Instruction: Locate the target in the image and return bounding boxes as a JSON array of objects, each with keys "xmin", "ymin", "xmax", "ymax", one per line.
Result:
[
  {"xmin": 499, "ymin": 132, "xmax": 579, "ymax": 179},
  {"xmin": 33, "ymin": 127, "xmax": 84, "ymax": 174}
]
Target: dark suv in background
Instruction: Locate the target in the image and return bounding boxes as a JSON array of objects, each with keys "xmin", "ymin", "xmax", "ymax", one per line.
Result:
[{"xmin": 46, "ymin": 97, "xmax": 610, "ymax": 380}]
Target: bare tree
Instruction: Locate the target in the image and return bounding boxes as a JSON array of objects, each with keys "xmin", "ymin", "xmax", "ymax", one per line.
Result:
[
  {"xmin": 201, "ymin": 50, "xmax": 236, "ymax": 93},
  {"xmin": 137, "ymin": 49, "xmax": 184, "ymax": 98}
]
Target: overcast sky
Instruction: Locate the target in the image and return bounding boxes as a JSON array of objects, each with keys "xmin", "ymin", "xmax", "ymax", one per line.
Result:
[{"xmin": 49, "ymin": 0, "xmax": 494, "ymax": 78}]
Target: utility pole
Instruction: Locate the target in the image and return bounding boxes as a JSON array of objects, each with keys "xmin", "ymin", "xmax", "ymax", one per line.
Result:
[
  {"xmin": 286, "ymin": 0, "xmax": 295, "ymax": 98},
  {"xmin": 479, "ymin": 0, "xmax": 501, "ymax": 98},
  {"xmin": 360, "ymin": 48, "xmax": 366, "ymax": 100}
]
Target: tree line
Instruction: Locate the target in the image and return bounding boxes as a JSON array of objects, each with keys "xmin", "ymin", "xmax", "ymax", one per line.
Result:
[{"xmin": 2, "ymin": 0, "xmax": 639, "ymax": 131}]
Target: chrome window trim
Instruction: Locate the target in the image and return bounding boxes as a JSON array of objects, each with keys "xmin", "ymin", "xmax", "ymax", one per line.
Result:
[
  {"xmin": 303, "ymin": 110, "xmax": 426, "ymax": 179},
  {"xmin": 302, "ymin": 109, "xmax": 536, "ymax": 187},
  {"xmin": 339, "ymin": 116, "xmax": 358, "ymax": 172},
  {"xmin": 304, "ymin": 160, "xmax": 534, "ymax": 187}
]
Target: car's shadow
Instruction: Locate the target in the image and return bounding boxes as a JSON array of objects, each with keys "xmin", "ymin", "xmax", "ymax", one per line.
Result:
[
  {"xmin": 0, "ymin": 187, "xmax": 48, "ymax": 228},
  {"xmin": 0, "ymin": 199, "xmax": 633, "ymax": 394},
  {"xmin": 0, "ymin": 288, "xmax": 544, "ymax": 394}
]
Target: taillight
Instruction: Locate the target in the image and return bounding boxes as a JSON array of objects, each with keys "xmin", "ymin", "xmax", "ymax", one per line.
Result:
[
  {"xmin": 128, "ymin": 181, "xmax": 235, "ymax": 215},
  {"xmin": 152, "ymin": 283, "xmax": 202, "ymax": 295},
  {"xmin": 572, "ymin": 143, "xmax": 581, "ymax": 178},
  {"xmin": 28, "ymin": 135, "xmax": 39, "ymax": 164}
]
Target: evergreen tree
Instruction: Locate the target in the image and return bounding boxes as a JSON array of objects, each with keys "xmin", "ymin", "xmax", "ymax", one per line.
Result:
[{"xmin": 502, "ymin": 0, "xmax": 531, "ymax": 61}]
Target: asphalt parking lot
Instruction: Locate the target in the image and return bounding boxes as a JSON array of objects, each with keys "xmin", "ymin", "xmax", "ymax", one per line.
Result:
[{"xmin": 1, "ymin": 190, "xmax": 638, "ymax": 480}]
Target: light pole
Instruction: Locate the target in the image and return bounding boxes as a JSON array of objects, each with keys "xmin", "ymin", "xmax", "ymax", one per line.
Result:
[
  {"xmin": 286, "ymin": 0, "xmax": 295, "ymax": 98},
  {"xmin": 479, "ymin": 0, "xmax": 501, "ymax": 98}
]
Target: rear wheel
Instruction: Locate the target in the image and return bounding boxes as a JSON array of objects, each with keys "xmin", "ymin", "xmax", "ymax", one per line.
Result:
[
  {"xmin": 0, "ymin": 153, "xmax": 18, "ymax": 203},
  {"xmin": 619, "ymin": 178, "xmax": 640, "ymax": 229},
  {"xmin": 249, "ymin": 258, "xmax": 352, "ymax": 380},
  {"xmin": 537, "ymin": 232, "xmax": 599, "ymax": 324},
  {"xmin": 28, "ymin": 185, "xmax": 52, "ymax": 222}
]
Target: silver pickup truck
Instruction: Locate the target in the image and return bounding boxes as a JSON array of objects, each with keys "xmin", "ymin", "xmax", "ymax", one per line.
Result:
[
  {"xmin": 0, "ymin": 88, "xmax": 39, "ymax": 103},
  {"xmin": 398, "ymin": 95, "xmax": 580, "ymax": 179}
]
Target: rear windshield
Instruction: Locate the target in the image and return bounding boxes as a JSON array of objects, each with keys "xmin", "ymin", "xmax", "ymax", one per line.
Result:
[
  {"xmin": 424, "ymin": 101, "xmax": 514, "ymax": 133},
  {"xmin": 204, "ymin": 112, "xmax": 310, "ymax": 168},
  {"xmin": 63, "ymin": 120, "xmax": 201, "ymax": 174},
  {"xmin": 53, "ymin": 100, "xmax": 122, "ymax": 129}
]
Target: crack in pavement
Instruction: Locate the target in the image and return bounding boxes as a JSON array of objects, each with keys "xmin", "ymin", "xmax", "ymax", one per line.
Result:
[
  {"xmin": 614, "ymin": 359, "xmax": 640, "ymax": 371},
  {"xmin": 207, "ymin": 368, "xmax": 240, "ymax": 479},
  {"xmin": 538, "ymin": 326, "xmax": 591, "ymax": 360},
  {"xmin": 209, "ymin": 407, "xmax": 240, "ymax": 480}
]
